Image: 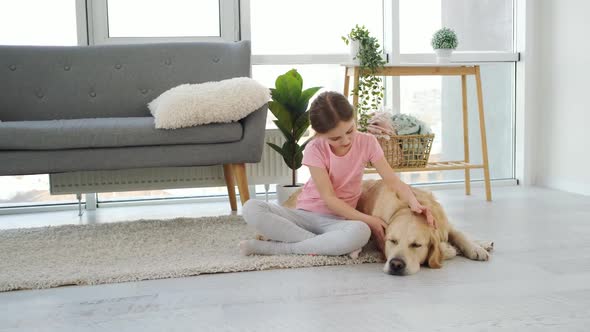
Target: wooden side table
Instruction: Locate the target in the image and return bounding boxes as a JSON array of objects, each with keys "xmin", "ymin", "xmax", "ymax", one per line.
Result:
[{"xmin": 344, "ymin": 64, "xmax": 492, "ymax": 201}]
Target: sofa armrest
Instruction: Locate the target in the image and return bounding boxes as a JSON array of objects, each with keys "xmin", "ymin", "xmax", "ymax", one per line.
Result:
[{"xmin": 238, "ymin": 104, "xmax": 268, "ymax": 163}]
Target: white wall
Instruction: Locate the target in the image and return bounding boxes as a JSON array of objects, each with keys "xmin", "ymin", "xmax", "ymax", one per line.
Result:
[{"xmin": 532, "ymin": 0, "xmax": 590, "ymax": 195}]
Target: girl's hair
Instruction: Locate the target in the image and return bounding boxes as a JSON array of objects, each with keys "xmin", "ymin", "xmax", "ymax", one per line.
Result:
[{"xmin": 308, "ymin": 91, "xmax": 354, "ymax": 134}]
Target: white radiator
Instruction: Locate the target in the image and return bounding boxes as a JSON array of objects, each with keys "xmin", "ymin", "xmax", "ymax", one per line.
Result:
[{"xmin": 49, "ymin": 129, "xmax": 291, "ymax": 194}]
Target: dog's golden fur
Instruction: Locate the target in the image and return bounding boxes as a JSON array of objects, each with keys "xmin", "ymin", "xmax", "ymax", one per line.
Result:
[{"xmin": 284, "ymin": 179, "xmax": 493, "ymax": 275}]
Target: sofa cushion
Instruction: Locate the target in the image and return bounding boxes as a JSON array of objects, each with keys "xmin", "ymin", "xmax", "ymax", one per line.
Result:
[
  {"xmin": 0, "ymin": 117, "xmax": 243, "ymax": 150},
  {"xmin": 149, "ymin": 77, "xmax": 270, "ymax": 129}
]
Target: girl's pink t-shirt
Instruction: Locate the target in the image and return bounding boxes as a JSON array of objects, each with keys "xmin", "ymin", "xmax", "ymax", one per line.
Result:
[{"xmin": 296, "ymin": 132, "xmax": 384, "ymax": 216}]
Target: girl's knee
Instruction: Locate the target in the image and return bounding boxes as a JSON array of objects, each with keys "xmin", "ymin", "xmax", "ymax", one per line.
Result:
[
  {"xmin": 242, "ymin": 199, "xmax": 262, "ymax": 220},
  {"xmin": 243, "ymin": 199, "xmax": 261, "ymax": 212},
  {"xmin": 331, "ymin": 223, "xmax": 370, "ymax": 255},
  {"xmin": 242, "ymin": 199, "xmax": 270, "ymax": 225},
  {"xmin": 350, "ymin": 222, "xmax": 371, "ymax": 248}
]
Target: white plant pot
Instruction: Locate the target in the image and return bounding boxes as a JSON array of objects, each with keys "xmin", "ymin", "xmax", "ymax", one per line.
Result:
[
  {"xmin": 349, "ymin": 40, "xmax": 361, "ymax": 64},
  {"xmin": 276, "ymin": 184, "xmax": 303, "ymax": 205},
  {"xmin": 434, "ymin": 48, "xmax": 453, "ymax": 63}
]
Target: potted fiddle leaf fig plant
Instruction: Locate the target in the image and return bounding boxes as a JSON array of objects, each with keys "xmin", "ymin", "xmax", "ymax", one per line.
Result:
[
  {"xmin": 268, "ymin": 69, "xmax": 321, "ymax": 204},
  {"xmin": 431, "ymin": 27, "xmax": 459, "ymax": 63}
]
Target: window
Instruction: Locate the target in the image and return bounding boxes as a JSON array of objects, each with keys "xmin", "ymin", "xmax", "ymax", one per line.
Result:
[
  {"xmin": 0, "ymin": 175, "xmax": 81, "ymax": 208},
  {"xmin": 248, "ymin": 0, "xmax": 384, "ymax": 129},
  {"xmin": 106, "ymin": 0, "xmax": 220, "ymax": 38},
  {"xmin": 400, "ymin": 0, "xmax": 514, "ymax": 53},
  {"xmin": 249, "ymin": 0, "xmax": 383, "ymax": 55},
  {"xmin": 0, "ymin": 0, "xmax": 78, "ymax": 46},
  {"xmin": 249, "ymin": 0, "xmax": 517, "ymax": 186},
  {"xmin": 0, "ymin": 1, "xmax": 80, "ymax": 208},
  {"xmin": 90, "ymin": 0, "xmax": 238, "ymax": 44},
  {"xmin": 0, "ymin": 1, "xmax": 519, "ymax": 210},
  {"xmin": 395, "ymin": 0, "xmax": 516, "ymax": 184},
  {"xmin": 97, "ymin": 187, "xmax": 228, "ymax": 202},
  {"xmin": 398, "ymin": 63, "xmax": 515, "ymax": 184}
]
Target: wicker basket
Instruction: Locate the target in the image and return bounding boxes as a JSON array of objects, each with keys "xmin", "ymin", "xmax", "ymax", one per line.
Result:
[{"xmin": 372, "ymin": 134, "xmax": 435, "ymax": 168}]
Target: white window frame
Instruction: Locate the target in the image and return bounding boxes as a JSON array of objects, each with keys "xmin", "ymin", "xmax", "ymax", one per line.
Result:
[
  {"xmin": 87, "ymin": 0, "xmax": 240, "ymax": 45},
  {"xmin": 514, "ymin": 0, "xmax": 534, "ymax": 185},
  {"xmin": 75, "ymin": 0, "xmax": 89, "ymax": 45}
]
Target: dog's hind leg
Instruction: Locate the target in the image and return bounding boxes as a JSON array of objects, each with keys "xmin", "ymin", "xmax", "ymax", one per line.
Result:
[{"xmin": 448, "ymin": 228, "xmax": 490, "ymax": 261}]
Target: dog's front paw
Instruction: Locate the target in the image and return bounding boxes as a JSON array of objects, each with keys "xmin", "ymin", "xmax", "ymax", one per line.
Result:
[
  {"xmin": 349, "ymin": 248, "xmax": 362, "ymax": 259},
  {"xmin": 255, "ymin": 234, "xmax": 269, "ymax": 241},
  {"xmin": 463, "ymin": 245, "xmax": 490, "ymax": 261},
  {"xmin": 440, "ymin": 242, "xmax": 458, "ymax": 260},
  {"xmin": 474, "ymin": 240, "xmax": 494, "ymax": 252}
]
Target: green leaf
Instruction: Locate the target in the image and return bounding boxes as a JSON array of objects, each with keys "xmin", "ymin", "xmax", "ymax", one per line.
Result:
[
  {"xmin": 274, "ymin": 120, "xmax": 293, "ymax": 141},
  {"xmin": 275, "ymin": 69, "xmax": 302, "ymax": 107},
  {"xmin": 268, "ymin": 100, "xmax": 293, "ymax": 132},
  {"xmin": 284, "ymin": 141, "xmax": 304, "ymax": 170},
  {"xmin": 270, "ymin": 88, "xmax": 287, "ymax": 106},
  {"xmin": 267, "ymin": 142, "xmax": 285, "ymax": 156},
  {"xmin": 296, "ymin": 86, "xmax": 322, "ymax": 114},
  {"xmin": 293, "ymin": 111, "xmax": 310, "ymax": 141},
  {"xmin": 281, "ymin": 141, "xmax": 296, "ymax": 170}
]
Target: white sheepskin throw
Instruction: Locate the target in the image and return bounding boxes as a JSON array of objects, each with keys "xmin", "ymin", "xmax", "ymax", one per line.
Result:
[{"xmin": 149, "ymin": 77, "xmax": 270, "ymax": 129}]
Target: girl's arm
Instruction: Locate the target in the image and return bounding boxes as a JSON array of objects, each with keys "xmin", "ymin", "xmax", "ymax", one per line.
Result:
[
  {"xmin": 308, "ymin": 165, "xmax": 388, "ymax": 252},
  {"xmin": 372, "ymin": 157, "xmax": 436, "ymax": 228}
]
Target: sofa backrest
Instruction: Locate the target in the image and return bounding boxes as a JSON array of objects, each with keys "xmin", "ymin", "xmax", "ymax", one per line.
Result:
[{"xmin": 0, "ymin": 41, "xmax": 251, "ymax": 121}]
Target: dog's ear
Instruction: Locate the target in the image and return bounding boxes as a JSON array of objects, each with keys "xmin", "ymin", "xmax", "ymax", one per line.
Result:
[{"xmin": 427, "ymin": 233, "xmax": 442, "ymax": 269}]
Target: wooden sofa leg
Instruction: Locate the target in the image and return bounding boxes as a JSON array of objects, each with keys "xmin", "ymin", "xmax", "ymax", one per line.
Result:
[
  {"xmin": 233, "ymin": 163, "xmax": 250, "ymax": 205},
  {"xmin": 223, "ymin": 164, "xmax": 237, "ymax": 211}
]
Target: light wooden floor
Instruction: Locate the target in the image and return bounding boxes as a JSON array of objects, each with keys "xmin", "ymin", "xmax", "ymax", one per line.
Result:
[{"xmin": 0, "ymin": 185, "xmax": 589, "ymax": 331}]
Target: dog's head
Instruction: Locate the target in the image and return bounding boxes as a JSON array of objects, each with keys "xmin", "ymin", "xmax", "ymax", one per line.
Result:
[{"xmin": 382, "ymin": 209, "xmax": 442, "ymax": 276}]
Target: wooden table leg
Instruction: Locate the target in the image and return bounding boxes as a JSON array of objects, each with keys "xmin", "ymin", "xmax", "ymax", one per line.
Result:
[
  {"xmin": 223, "ymin": 164, "xmax": 237, "ymax": 211},
  {"xmin": 343, "ymin": 67, "xmax": 350, "ymax": 98},
  {"xmin": 233, "ymin": 163, "xmax": 250, "ymax": 204},
  {"xmin": 461, "ymin": 74, "xmax": 471, "ymax": 196},
  {"xmin": 475, "ymin": 66, "xmax": 492, "ymax": 201}
]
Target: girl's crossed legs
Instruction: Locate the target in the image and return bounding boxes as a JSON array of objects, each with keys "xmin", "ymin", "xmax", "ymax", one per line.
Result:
[{"xmin": 240, "ymin": 199, "xmax": 370, "ymax": 256}]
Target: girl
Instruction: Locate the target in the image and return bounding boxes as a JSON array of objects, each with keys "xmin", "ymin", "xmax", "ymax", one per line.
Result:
[{"xmin": 240, "ymin": 91, "xmax": 434, "ymax": 257}]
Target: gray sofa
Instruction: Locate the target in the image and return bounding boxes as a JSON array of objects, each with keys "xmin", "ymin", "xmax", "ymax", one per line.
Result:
[{"xmin": 0, "ymin": 41, "xmax": 267, "ymax": 210}]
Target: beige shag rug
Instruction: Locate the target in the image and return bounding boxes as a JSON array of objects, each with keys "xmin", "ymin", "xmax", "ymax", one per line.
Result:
[{"xmin": 0, "ymin": 215, "xmax": 383, "ymax": 292}]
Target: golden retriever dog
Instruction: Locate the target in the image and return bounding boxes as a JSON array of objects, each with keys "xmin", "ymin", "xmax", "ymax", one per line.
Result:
[{"xmin": 284, "ymin": 179, "xmax": 493, "ymax": 275}]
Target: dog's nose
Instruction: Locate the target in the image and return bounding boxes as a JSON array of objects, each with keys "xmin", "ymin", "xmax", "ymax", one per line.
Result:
[{"xmin": 389, "ymin": 258, "xmax": 406, "ymax": 272}]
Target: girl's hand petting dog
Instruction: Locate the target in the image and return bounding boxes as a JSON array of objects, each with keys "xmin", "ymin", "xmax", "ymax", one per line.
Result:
[
  {"xmin": 363, "ymin": 215, "xmax": 388, "ymax": 253},
  {"xmin": 410, "ymin": 203, "xmax": 437, "ymax": 229}
]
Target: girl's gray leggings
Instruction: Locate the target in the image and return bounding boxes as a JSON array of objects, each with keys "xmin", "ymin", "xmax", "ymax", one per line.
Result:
[{"xmin": 241, "ymin": 199, "xmax": 371, "ymax": 256}]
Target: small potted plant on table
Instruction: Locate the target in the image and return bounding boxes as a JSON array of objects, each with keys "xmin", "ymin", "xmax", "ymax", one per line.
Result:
[{"xmin": 431, "ymin": 27, "xmax": 459, "ymax": 63}]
